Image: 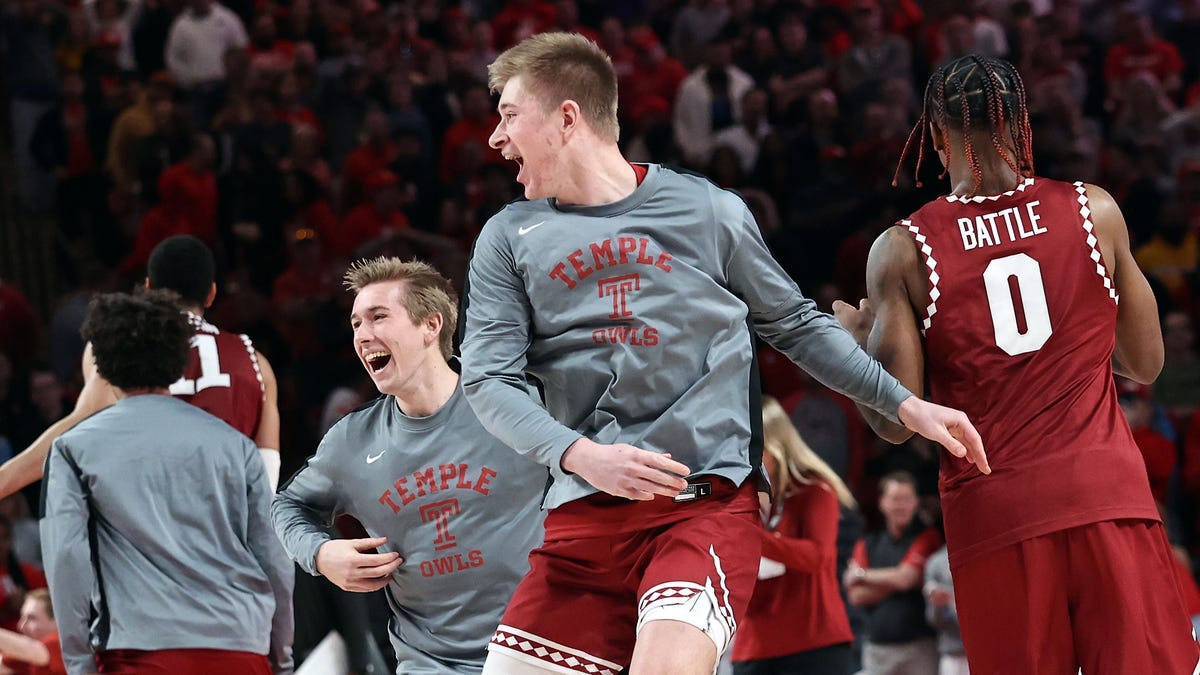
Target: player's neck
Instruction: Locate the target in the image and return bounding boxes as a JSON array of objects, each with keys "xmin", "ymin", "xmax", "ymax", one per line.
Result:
[
  {"xmin": 114, "ymin": 387, "xmax": 172, "ymax": 399},
  {"xmin": 950, "ymin": 157, "xmax": 1023, "ymax": 198},
  {"xmin": 553, "ymin": 144, "xmax": 638, "ymax": 207},
  {"xmin": 392, "ymin": 357, "xmax": 459, "ymax": 418}
]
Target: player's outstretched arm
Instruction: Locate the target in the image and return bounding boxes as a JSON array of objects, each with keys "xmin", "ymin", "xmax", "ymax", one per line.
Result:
[
  {"xmin": 835, "ymin": 228, "xmax": 990, "ymax": 475},
  {"xmin": 560, "ymin": 437, "xmax": 691, "ymax": 501},
  {"xmin": 0, "ymin": 626, "xmax": 51, "ymax": 667},
  {"xmin": 0, "ymin": 343, "xmax": 117, "ymax": 498},
  {"xmin": 1087, "ymin": 183, "xmax": 1163, "ymax": 384},
  {"xmin": 254, "ymin": 350, "xmax": 282, "ymax": 491}
]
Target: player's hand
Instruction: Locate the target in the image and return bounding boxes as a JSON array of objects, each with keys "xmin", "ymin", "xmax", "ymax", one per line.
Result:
[
  {"xmin": 315, "ymin": 537, "xmax": 403, "ymax": 592},
  {"xmin": 842, "ymin": 562, "xmax": 864, "ymax": 588},
  {"xmin": 560, "ymin": 437, "xmax": 691, "ymax": 501},
  {"xmin": 898, "ymin": 397, "xmax": 991, "ymax": 475},
  {"xmin": 832, "ymin": 298, "xmax": 875, "ymax": 347}
]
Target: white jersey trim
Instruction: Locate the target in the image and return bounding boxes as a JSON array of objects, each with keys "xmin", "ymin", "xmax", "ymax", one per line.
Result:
[
  {"xmin": 240, "ymin": 334, "xmax": 265, "ymax": 394},
  {"xmin": 490, "ymin": 625, "xmax": 621, "ymax": 674},
  {"xmin": 1073, "ymin": 182, "xmax": 1119, "ymax": 305},
  {"xmin": 903, "ymin": 219, "xmax": 940, "ymax": 334},
  {"xmin": 944, "ymin": 177, "xmax": 1035, "ymax": 203}
]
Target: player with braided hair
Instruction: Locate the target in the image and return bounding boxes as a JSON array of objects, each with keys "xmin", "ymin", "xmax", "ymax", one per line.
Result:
[{"xmin": 836, "ymin": 54, "xmax": 1200, "ymax": 673}]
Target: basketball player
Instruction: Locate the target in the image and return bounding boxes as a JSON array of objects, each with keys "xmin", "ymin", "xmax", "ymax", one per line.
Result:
[
  {"xmin": 273, "ymin": 258, "xmax": 547, "ymax": 673},
  {"xmin": 41, "ymin": 290, "xmax": 292, "ymax": 675},
  {"xmin": 833, "ymin": 54, "xmax": 1199, "ymax": 673},
  {"xmin": 0, "ymin": 235, "xmax": 283, "ymax": 494},
  {"xmin": 459, "ymin": 33, "xmax": 988, "ymax": 675}
]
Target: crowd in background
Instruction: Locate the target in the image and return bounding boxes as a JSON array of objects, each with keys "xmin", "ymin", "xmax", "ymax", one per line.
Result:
[{"xmin": 2, "ymin": 0, "xmax": 1200, "ymax": 671}]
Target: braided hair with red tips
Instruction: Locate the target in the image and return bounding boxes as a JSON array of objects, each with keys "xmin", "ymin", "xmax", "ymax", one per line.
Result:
[{"xmin": 893, "ymin": 54, "xmax": 1035, "ymax": 198}]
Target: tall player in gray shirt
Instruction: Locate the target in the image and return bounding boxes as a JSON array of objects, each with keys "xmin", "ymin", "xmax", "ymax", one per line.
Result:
[
  {"xmin": 40, "ymin": 290, "xmax": 292, "ymax": 675},
  {"xmin": 273, "ymin": 258, "xmax": 546, "ymax": 674},
  {"xmin": 461, "ymin": 33, "xmax": 990, "ymax": 675}
]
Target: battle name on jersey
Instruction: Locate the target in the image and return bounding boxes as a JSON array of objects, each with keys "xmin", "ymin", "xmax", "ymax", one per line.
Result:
[{"xmin": 957, "ymin": 201, "xmax": 1047, "ymax": 251}]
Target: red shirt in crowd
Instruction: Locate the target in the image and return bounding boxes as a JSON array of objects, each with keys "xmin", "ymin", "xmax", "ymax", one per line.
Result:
[
  {"xmin": 330, "ymin": 205, "xmax": 410, "ymax": 260},
  {"xmin": 1104, "ymin": 38, "xmax": 1184, "ymax": 86},
  {"xmin": 733, "ymin": 480, "xmax": 854, "ymax": 661},
  {"xmin": 1133, "ymin": 426, "xmax": 1176, "ymax": 503},
  {"xmin": 158, "ymin": 162, "xmax": 217, "ymax": 245},
  {"xmin": 439, "ymin": 117, "xmax": 502, "ymax": 183},
  {"xmin": 342, "ymin": 142, "xmax": 397, "ymax": 207}
]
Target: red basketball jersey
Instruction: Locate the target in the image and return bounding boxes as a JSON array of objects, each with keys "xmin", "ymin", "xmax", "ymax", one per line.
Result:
[
  {"xmin": 903, "ymin": 177, "xmax": 1159, "ymax": 567},
  {"xmin": 168, "ymin": 312, "xmax": 264, "ymax": 440}
]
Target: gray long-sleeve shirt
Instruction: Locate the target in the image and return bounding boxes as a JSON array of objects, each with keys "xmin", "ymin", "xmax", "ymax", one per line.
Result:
[
  {"xmin": 40, "ymin": 394, "xmax": 293, "ymax": 675},
  {"xmin": 272, "ymin": 381, "xmax": 546, "ymax": 673},
  {"xmin": 460, "ymin": 163, "xmax": 911, "ymax": 509}
]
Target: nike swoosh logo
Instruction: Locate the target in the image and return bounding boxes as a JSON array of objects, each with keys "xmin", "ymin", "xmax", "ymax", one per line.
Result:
[
  {"xmin": 366, "ymin": 451, "xmax": 387, "ymax": 464},
  {"xmin": 518, "ymin": 221, "xmax": 546, "ymax": 235}
]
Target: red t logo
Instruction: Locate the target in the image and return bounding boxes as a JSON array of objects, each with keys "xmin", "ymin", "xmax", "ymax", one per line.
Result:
[
  {"xmin": 418, "ymin": 499, "xmax": 461, "ymax": 551},
  {"xmin": 597, "ymin": 273, "xmax": 641, "ymax": 319}
]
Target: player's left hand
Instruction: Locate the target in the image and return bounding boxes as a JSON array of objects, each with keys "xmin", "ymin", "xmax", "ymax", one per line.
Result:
[
  {"xmin": 832, "ymin": 298, "xmax": 874, "ymax": 346},
  {"xmin": 898, "ymin": 397, "xmax": 991, "ymax": 475}
]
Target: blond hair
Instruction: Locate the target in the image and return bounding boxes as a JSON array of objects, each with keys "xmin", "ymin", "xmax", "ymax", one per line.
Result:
[
  {"xmin": 488, "ymin": 32, "xmax": 620, "ymax": 143},
  {"xmin": 762, "ymin": 396, "xmax": 856, "ymax": 508},
  {"xmin": 24, "ymin": 589, "xmax": 52, "ymax": 618},
  {"xmin": 344, "ymin": 257, "xmax": 458, "ymax": 360}
]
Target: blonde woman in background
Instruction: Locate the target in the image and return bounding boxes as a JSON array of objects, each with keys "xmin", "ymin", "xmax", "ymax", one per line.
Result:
[{"xmin": 732, "ymin": 396, "xmax": 856, "ymax": 675}]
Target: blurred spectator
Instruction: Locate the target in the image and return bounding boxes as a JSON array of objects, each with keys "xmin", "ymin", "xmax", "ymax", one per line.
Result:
[
  {"xmin": 620, "ymin": 27, "xmax": 688, "ymax": 122},
  {"xmin": 0, "ymin": 517, "xmax": 46, "ymax": 634},
  {"xmin": 844, "ymin": 471, "xmax": 940, "ymax": 675},
  {"xmin": 130, "ymin": 0, "xmax": 175, "ymax": 77},
  {"xmin": 733, "ymin": 396, "xmax": 856, "ymax": 675},
  {"xmin": 0, "ymin": 589, "xmax": 64, "ymax": 675},
  {"xmin": 1104, "ymin": 10, "xmax": 1183, "ymax": 106},
  {"xmin": 491, "ymin": 0, "xmax": 554, "ymax": 49},
  {"xmin": 711, "ymin": 88, "xmax": 771, "ymax": 174},
  {"xmin": 245, "ymin": 13, "xmax": 295, "ymax": 74},
  {"xmin": 282, "ymin": 124, "xmax": 332, "ymax": 194},
  {"xmin": 331, "ymin": 170, "xmax": 411, "ymax": 261},
  {"xmin": 0, "ymin": 284, "xmax": 39, "ymax": 375},
  {"xmin": 549, "ymin": 0, "xmax": 598, "ymax": 43},
  {"xmin": 105, "ymin": 72, "xmax": 176, "ymax": 205},
  {"xmin": 836, "ymin": 0, "xmax": 913, "ymax": 107},
  {"xmin": 1118, "ymin": 377, "xmax": 1175, "ymax": 504},
  {"xmin": 438, "ymin": 84, "xmax": 501, "ymax": 184},
  {"xmin": 165, "ymin": 0, "xmax": 248, "ymax": 122},
  {"xmin": 1156, "ymin": 310, "xmax": 1200, "ymax": 423},
  {"xmin": 271, "ymin": 231, "xmax": 331, "ymax": 362},
  {"xmin": 84, "ymin": 0, "xmax": 139, "ymax": 71},
  {"xmin": 0, "ymin": 497, "xmax": 40, "ymax": 573},
  {"xmin": 341, "ymin": 108, "xmax": 397, "ymax": 209},
  {"xmin": 766, "ymin": 13, "xmax": 828, "ymax": 124},
  {"xmin": 923, "ymin": 545, "xmax": 967, "ymax": 675},
  {"xmin": 673, "ymin": 29, "xmax": 754, "ymax": 167},
  {"xmin": 29, "ymin": 71, "xmax": 108, "ymax": 247},
  {"xmin": 2, "ymin": 0, "xmax": 67, "ymax": 212},
  {"xmin": 1135, "ymin": 200, "xmax": 1198, "ymax": 302},
  {"xmin": 670, "ymin": 0, "xmax": 731, "ymax": 70}
]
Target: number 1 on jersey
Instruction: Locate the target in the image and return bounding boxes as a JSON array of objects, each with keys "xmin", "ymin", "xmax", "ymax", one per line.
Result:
[
  {"xmin": 169, "ymin": 334, "xmax": 231, "ymax": 395},
  {"xmin": 983, "ymin": 253, "xmax": 1053, "ymax": 356}
]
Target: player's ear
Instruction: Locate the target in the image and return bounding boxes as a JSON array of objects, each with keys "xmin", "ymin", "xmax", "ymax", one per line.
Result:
[
  {"xmin": 425, "ymin": 312, "xmax": 444, "ymax": 346},
  {"xmin": 204, "ymin": 282, "xmax": 217, "ymax": 309},
  {"xmin": 560, "ymin": 99, "xmax": 580, "ymax": 136},
  {"xmin": 930, "ymin": 123, "xmax": 946, "ymax": 152}
]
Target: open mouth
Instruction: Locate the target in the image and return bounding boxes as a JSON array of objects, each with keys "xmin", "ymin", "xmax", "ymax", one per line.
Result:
[{"xmin": 365, "ymin": 350, "xmax": 392, "ymax": 373}]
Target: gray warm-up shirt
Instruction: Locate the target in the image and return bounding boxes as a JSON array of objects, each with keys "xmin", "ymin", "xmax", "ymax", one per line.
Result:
[
  {"xmin": 272, "ymin": 380, "xmax": 546, "ymax": 673},
  {"xmin": 40, "ymin": 394, "xmax": 294, "ymax": 675},
  {"xmin": 461, "ymin": 163, "xmax": 912, "ymax": 509}
]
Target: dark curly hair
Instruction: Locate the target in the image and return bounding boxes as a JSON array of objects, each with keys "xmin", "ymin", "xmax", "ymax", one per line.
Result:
[
  {"xmin": 81, "ymin": 290, "xmax": 191, "ymax": 391},
  {"xmin": 895, "ymin": 54, "xmax": 1035, "ymax": 198}
]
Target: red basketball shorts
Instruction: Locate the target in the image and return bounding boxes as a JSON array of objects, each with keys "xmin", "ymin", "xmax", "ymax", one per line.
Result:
[
  {"xmin": 487, "ymin": 478, "xmax": 763, "ymax": 673},
  {"xmin": 96, "ymin": 648, "xmax": 272, "ymax": 674},
  {"xmin": 952, "ymin": 518, "xmax": 1200, "ymax": 675}
]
